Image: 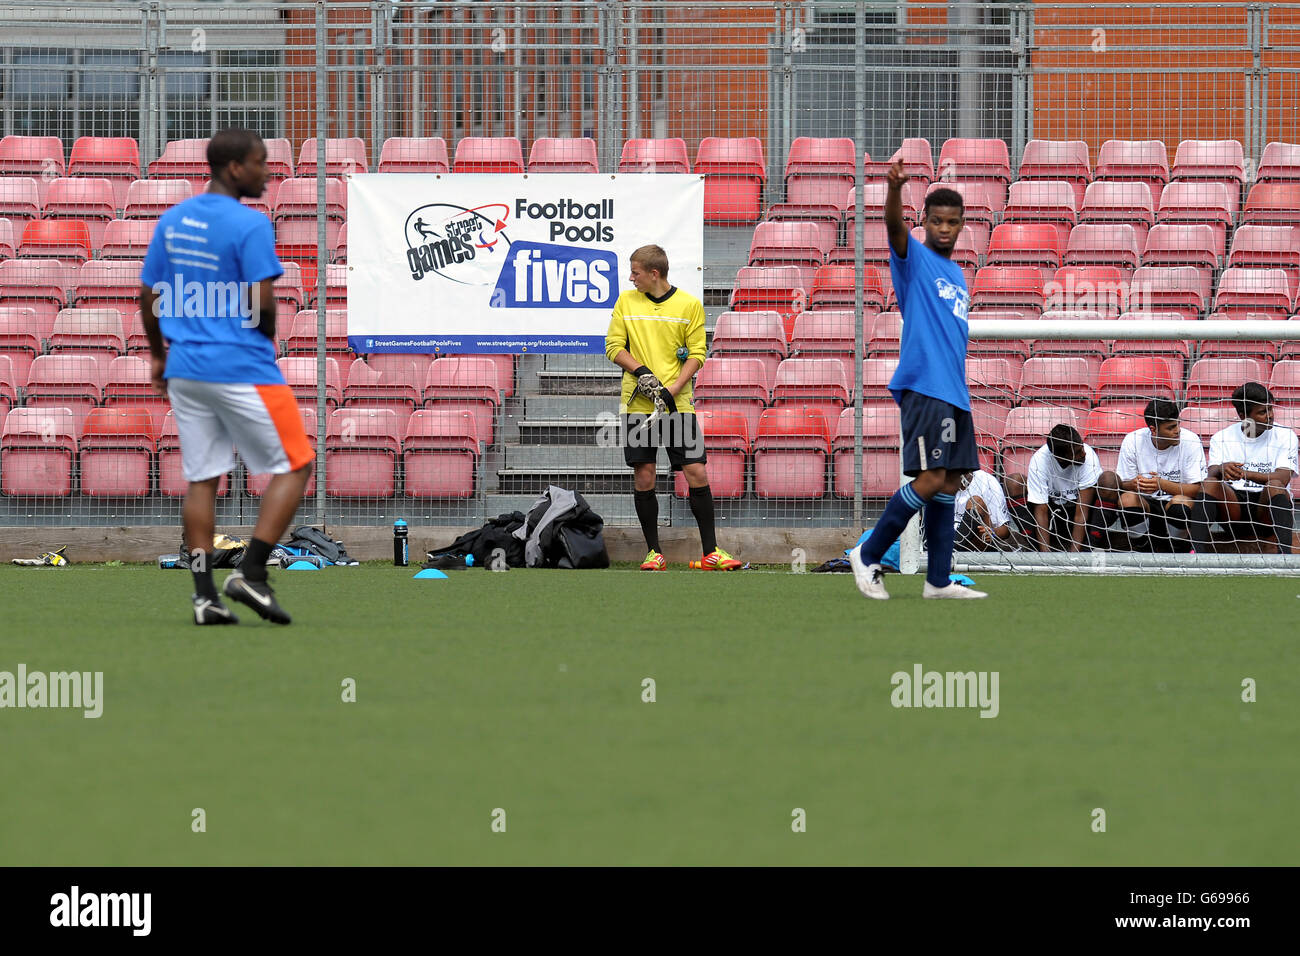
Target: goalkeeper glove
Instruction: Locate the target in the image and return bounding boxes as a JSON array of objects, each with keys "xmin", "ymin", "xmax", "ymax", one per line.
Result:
[{"xmin": 632, "ymin": 365, "xmax": 663, "ymax": 399}]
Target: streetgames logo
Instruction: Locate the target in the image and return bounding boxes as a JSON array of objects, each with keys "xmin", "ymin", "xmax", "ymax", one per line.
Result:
[
  {"xmin": 934, "ymin": 277, "xmax": 969, "ymax": 321},
  {"xmin": 405, "ymin": 202, "xmax": 512, "ymax": 284}
]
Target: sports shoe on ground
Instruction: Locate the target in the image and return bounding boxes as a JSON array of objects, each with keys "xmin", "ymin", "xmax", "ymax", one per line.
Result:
[
  {"xmin": 922, "ymin": 581, "xmax": 988, "ymax": 599},
  {"xmin": 640, "ymin": 550, "xmax": 667, "ymax": 571},
  {"xmin": 848, "ymin": 546, "xmax": 889, "ymax": 600},
  {"xmin": 223, "ymin": 569, "xmax": 292, "ymax": 624},
  {"xmin": 700, "ymin": 548, "xmax": 743, "ymax": 571},
  {"xmin": 193, "ymin": 594, "xmax": 239, "ymax": 625}
]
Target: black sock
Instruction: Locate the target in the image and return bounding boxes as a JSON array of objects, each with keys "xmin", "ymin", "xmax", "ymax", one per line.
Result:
[
  {"xmin": 688, "ymin": 484, "xmax": 717, "ymax": 555},
  {"xmin": 1120, "ymin": 505, "xmax": 1145, "ymax": 530},
  {"xmin": 634, "ymin": 489, "xmax": 660, "ymax": 552},
  {"xmin": 1166, "ymin": 503, "xmax": 1193, "ymax": 552},
  {"xmin": 190, "ymin": 549, "xmax": 217, "ymax": 600},
  {"xmin": 1189, "ymin": 498, "xmax": 1215, "ymax": 552},
  {"xmin": 241, "ymin": 537, "xmax": 274, "ymax": 581},
  {"xmin": 1269, "ymin": 493, "xmax": 1294, "ymax": 553}
]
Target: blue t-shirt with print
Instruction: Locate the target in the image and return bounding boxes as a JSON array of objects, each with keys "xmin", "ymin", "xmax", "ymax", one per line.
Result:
[
  {"xmin": 140, "ymin": 193, "xmax": 285, "ymax": 384},
  {"xmin": 887, "ymin": 234, "xmax": 971, "ymax": 410}
]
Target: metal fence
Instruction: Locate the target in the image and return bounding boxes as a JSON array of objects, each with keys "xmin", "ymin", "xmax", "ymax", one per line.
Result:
[{"xmin": 1, "ymin": 1, "xmax": 1299, "ymax": 543}]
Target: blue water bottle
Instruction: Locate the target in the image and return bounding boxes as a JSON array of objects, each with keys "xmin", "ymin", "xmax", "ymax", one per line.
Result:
[{"xmin": 393, "ymin": 519, "xmax": 409, "ymax": 567}]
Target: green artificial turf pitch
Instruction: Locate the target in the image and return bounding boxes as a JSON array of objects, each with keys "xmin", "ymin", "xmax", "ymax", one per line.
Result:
[{"xmin": 1, "ymin": 564, "xmax": 1296, "ymax": 865}]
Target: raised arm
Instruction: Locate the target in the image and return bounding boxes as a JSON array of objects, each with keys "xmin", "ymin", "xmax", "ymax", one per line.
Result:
[{"xmin": 885, "ymin": 158, "xmax": 911, "ymax": 258}]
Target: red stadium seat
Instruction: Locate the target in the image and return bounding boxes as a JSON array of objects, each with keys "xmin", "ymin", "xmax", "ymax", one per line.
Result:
[
  {"xmin": 18, "ymin": 220, "xmax": 91, "ymax": 263},
  {"xmin": 68, "ymin": 136, "xmax": 140, "ymax": 210},
  {"xmin": 0, "ymin": 305, "xmax": 43, "ymax": 381},
  {"xmin": 1269, "ymin": 361, "xmax": 1300, "ymax": 402},
  {"xmin": 1003, "ymin": 180, "xmax": 1077, "ymax": 247},
  {"xmin": 809, "ymin": 264, "xmax": 884, "ymax": 312},
  {"xmin": 863, "ymin": 138, "xmax": 933, "ymax": 184},
  {"xmin": 1213, "ymin": 268, "xmax": 1295, "ymax": 320},
  {"xmin": 1095, "ymin": 139, "xmax": 1170, "ymax": 209},
  {"xmin": 1064, "ymin": 223, "xmax": 1140, "ymax": 272},
  {"xmin": 926, "ymin": 178, "xmax": 999, "ymax": 227},
  {"xmin": 673, "ymin": 406, "xmax": 751, "ymax": 499},
  {"xmin": 1, "ymin": 406, "xmax": 77, "ymax": 496},
  {"xmin": 296, "ymin": 137, "xmax": 369, "ymax": 177},
  {"xmin": 452, "ymin": 137, "xmax": 524, "ymax": 174},
  {"xmin": 277, "ymin": 356, "xmax": 342, "ymax": 409},
  {"xmin": 103, "ymin": 354, "xmax": 169, "ymax": 423},
  {"xmin": 146, "ymin": 138, "xmax": 211, "ymax": 193},
  {"xmin": 0, "ymin": 177, "xmax": 41, "ymax": 220},
  {"xmin": 377, "ymin": 137, "xmax": 449, "ymax": 174},
  {"xmin": 1128, "ymin": 266, "xmax": 1212, "ymax": 320},
  {"xmin": 788, "ymin": 310, "xmax": 857, "ymax": 371},
  {"xmin": 693, "ymin": 356, "xmax": 772, "ymax": 438},
  {"xmin": 965, "ymin": 357, "xmax": 1021, "ymax": 405},
  {"xmin": 527, "ymin": 137, "xmax": 599, "ymax": 173},
  {"xmin": 1017, "ymin": 140, "xmax": 1091, "ymax": 207},
  {"xmin": 1018, "ymin": 356, "xmax": 1098, "ymax": 408},
  {"xmin": 0, "ymin": 258, "xmax": 73, "ymax": 329},
  {"xmin": 1026, "ymin": 310, "xmax": 1108, "ymax": 372},
  {"xmin": 988, "ymin": 222, "xmax": 1064, "ymax": 271},
  {"xmin": 324, "ymin": 406, "xmax": 400, "ymax": 497},
  {"xmin": 1186, "ymin": 358, "xmax": 1270, "ymax": 404},
  {"xmin": 44, "ymin": 177, "xmax": 116, "ymax": 249},
  {"xmin": 937, "ymin": 137, "xmax": 1012, "ymax": 207},
  {"xmin": 729, "ymin": 266, "xmax": 808, "ymax": 336},
  {"xmin": 847, "ymin": 181, "xmax": 920, "ymax": 230},
  {"xmin": 1171, "ymin": 139, "xmax": 1246, "ymax": 207},
  {"xmin": 1243, "ymin": 183, "xmax": 1300, "ymax": 227},
  {"xmin": 0, "ymin": 218, "xmax": 14, "ymax": 259},
  {"xmin": 422, "ymin": 357, "xmax": 501, "ymax": 447},
  {"xmin": 1079, "ymin": 181, "xmax": 1154, "ymax": 250},
  {"xmin": 403, "ymin": 408, "xmax": 479, "ymax": 498},
  {"xmin": 618, "ymin": 138, "xmax": 690, "ymax": 174},
  {"xmin": 274, "ymin": 263, "xmax": 305, "ymax": 313},
  {"xmin": 0, "ymin": 135, "xmax": 65, "ymax": 206},
  {"xmin": 753, "ymin": 406, "xmax": 831, "ymax": 498},
  {"xmin": 710, "ymin": 311, "xmax": 786, "ymax": 380},
  {"xmin": 1258, "ymin": 143, "xmax": 1300, "ymax": 184},
  {"xmin": 261, "ymin": 138, "xmax": 295, "ymax": 205},
  {"xmin": 971, "ymin": 266, "xmax": 1044, "ymax": 314},
  {"xmin": 1179, "ymin": 404, "xmax": 1238, "ymax": 446},
  {"xmin": 344, "ymin": 358, "xmax": 421, "ymax": 412},
  {"xmin": 1083, "ymin": 403, "xmax": 1147, "ymax": 451},
  {"xmin": 123, "ymin": 179, "xmax": 191, "ymax": 219},
  {"xmin": 1227, "ymin": 225, "xmax": 1300, "ymax": 288},
  {"xmin": 832, "ymin": 403, "xmax": 903, "ymax": 498},
  {"xmin": 49, "ymin": 308, "xmax": 125, "ymax": 357},
  {"xmin": 860, "ymin": 357, "xmax": 898, "ymax": 401},
  {"xmin": 1096, "ymin": 356, "xmax": 1176, "ymax": 404},
  {"xmin": 867, "ymin": 312, "xmax": 902, "ymax": 359},
  {"xmin": 1157, "ymin": 181, "xmax": 1234, "ymax": 252},
  {"xmin": 1045, "ymin": 266, "xmax": 1129, "ymax": 317},
  {"xmin": 321, "ymin": 263, "xmax": 348, "ymax": 309},
  {"xmin": 285, "ymin": 309, "xmax": 352, "ymax": 359},
  {"xmin": 74, "ymin": 260, "xmax": 143, "ymax": 316},
  {"xmin": 357, "ymin": 352, "xmax": 435, "ymax": 388},
  {"xmin": 274, "ymin": 178, "xmax": 346, "ymax": 222},
  {"xmin": 100, "ymin": 219, "xmax": 157, "ymax": 260},
  {"xmin": 24, "ymin": 353, "xmax": 106, "ymax": 434},
  {"xmin": 696, "ymin": 137, "xmax": 765, "ymax": 223},
  {"xmin": 78, "ymin": 406, "xmax": 155, "ymax": 497},
  {"xmin": 784, "ymin": 137, "xmax": 856, "ymax": 207},
  {"xmin": 1109, "ymin": 311, "xmax": 1193, "ymax": 377},
  {"xmin": 748, "ymin": 221, "xmax": 830, "ymax": 291},
  {"xmin": 1141, "ymin": 223, "xmax": 1220, "ymax": 270},
  {"xmin": 773, "ymin": 356, "xmax": 850, "ymax": 425}
]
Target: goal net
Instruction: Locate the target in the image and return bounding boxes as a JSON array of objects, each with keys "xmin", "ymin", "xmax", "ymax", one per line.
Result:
[{"xmin": 932, "ymin": 315, "xmax": 1300, "ymax": 575}]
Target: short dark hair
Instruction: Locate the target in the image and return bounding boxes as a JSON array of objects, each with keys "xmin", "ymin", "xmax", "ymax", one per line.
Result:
[
  {"xmin": 207, "ymin": 128, "xmax": 263, "ymax": 176},
  {"xmin": 630, "ymin": 244, "xmax": 669, "ymax": 279},
  {"xmin": 1231, "ymin": 381, "xmax": 1273, "ymax": 418},
  {"xmin": 924, "ymin": 187, "xmax": 964, "ymax": 216},
  {"xmin": 1143, "ymin": 398, "xmax": 1181, "ymax": 429},
  {"xmin": 1047, "ymin": 423, "xmax": 1083, "ymax": 460}
]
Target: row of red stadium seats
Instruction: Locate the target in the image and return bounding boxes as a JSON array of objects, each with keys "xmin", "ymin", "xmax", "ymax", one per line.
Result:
[{"xmin": 0, "ymin": 405, "xmax": 479, "ymax": 499}]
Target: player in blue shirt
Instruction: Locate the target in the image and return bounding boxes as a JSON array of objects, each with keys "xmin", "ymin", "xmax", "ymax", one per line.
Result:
[
  {"xmin": 139, "ymin": 128, "xmax": 313, "ymax": 625},
  {"xmin": 848, "ymin": 158, "xmax": 987, "ymax": 599}
]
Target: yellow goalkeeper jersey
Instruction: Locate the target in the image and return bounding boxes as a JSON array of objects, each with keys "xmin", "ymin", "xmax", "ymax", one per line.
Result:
[{"xmin": 605, "ymin": 286, "xmax": 707, "ymax": 413}]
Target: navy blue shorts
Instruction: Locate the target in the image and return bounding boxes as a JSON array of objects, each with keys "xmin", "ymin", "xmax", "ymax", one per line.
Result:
[{"xmin": 898, "ymin": 389, "xmax": 980, "ymax": 477}]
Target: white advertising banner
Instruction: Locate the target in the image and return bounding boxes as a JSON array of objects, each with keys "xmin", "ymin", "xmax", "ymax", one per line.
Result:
[{"xmin": 346, "ymin": 173, "xmax": 704, "ymax": 354}]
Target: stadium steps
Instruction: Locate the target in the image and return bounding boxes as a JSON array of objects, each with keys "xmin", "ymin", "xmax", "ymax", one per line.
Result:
[
  {"xmin": 535, "ymin": 353, "xmax": 621, "ymax": 394},
  {"xmin": 705, "ymin": 224, "xmax": 757, "ymax": 295}
]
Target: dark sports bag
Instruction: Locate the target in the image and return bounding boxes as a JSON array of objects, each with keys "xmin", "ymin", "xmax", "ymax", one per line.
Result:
[
  {"xmin": 425, "ymin": 512, "xmax": 527, "ymax": 568},
  {"xmin": 287, "ymin": 526, "xmax": 358, "ymax": 566}
]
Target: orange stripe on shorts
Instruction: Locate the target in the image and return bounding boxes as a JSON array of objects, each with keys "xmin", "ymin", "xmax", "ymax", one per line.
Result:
[{"xmin": 256, "ymin": 384, "xmax": 314, "ymax": 471}]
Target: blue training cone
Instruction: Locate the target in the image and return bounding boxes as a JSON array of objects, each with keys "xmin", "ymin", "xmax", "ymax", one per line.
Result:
[
  {"xmin": 285, "ymin": 560, "xmax": 320, "ymax": 571},
  {"xmin": 413, "ymin": 568, "xmax": 448, "ymax": 580}
]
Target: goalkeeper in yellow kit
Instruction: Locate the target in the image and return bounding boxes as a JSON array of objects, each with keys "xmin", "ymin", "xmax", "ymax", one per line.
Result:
[{"xmin": 605, "ymin": 244, "xmax": 741, "ymax": 570}]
